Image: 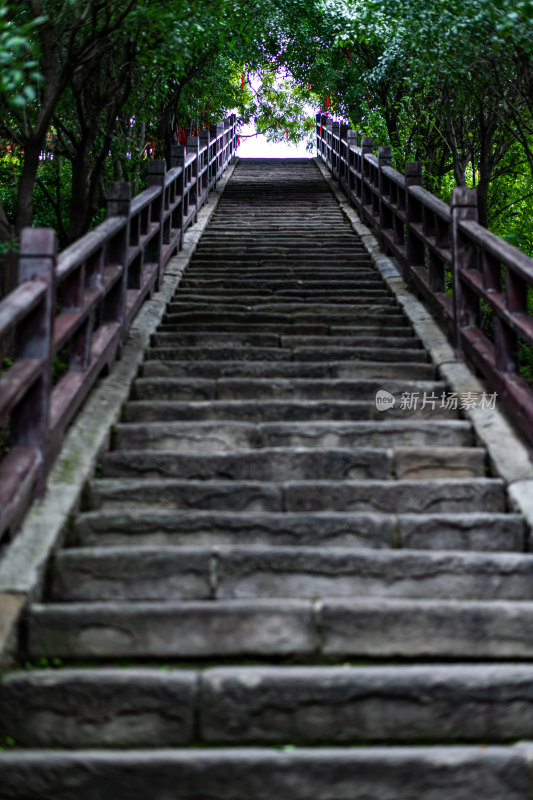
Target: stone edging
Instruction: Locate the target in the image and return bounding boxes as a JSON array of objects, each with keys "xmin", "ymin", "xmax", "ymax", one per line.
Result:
[
  {"xmin": 0, "ymin": 162, "xmax": 237, "ymax": 666},
  {"xmin": 314, "ymin": 156, "xmax": 533, "ymax": 536}
]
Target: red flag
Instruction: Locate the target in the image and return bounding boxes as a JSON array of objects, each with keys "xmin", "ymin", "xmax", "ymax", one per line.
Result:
[
  {"xmin": 326, "ymin": 96, "xmax": 330, "ymax": 109},
  {"xmin": 237, "ymin": 138, "xmax": 241, "ymax": 147},
  {"xmin": 285, "ymin": 128, "xmax": 289, "ymax": 141},
  {"xmin": 366, "ymin": 88, "xmax": 370, "ymax": 108},
  {"xmin": 241, "ymin": 75, "xmax": 245, "ymax": 89}
]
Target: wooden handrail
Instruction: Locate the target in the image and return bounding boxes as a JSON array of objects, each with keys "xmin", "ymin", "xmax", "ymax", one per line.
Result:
[
  {"xmin": 316, "ymin": 112, "xmax": 533, "ymax": 446},
  {"xmin": 0, "ymin": 115, "xmax": 237, "ymax": 543}
]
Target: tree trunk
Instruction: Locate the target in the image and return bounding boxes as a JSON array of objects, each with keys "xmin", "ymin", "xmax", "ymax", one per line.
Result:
[
  {"xmin": 15, "ymin": 139, "xmax": 42, "ymax": 233},
  {"xmin": 67, "ymin": 140, "xmax": 92, "ymax": 242}
]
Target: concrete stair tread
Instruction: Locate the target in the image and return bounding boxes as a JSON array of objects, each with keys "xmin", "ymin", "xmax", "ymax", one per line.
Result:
[
  {"xmin": 111, "ymin": 420, "xmax": 473, "ymax": 451},
  {"xmin": 0, "ymin": 746, "xmax": 529, "ymax": 800},
  {"xmin": 138, "ymin": 362, "xmax": 437, "ymax": 381},
  {"xmin": 133, "ymin": 374, "xmax": 444, "ymax": 400},
  {"xmin": 144, "ymin": 346, "xmax": 429, "ymax": 364},
  {"xmin": 72, "ymin": 509, "xmax": 525, "ymax": 552},
  {"xmin": 4, "ymin": 664, "xmax": 533, "ymax": 748},
  {"xmin": 24, "ymin": 597, "xmax": 533, "ymax": 660},
  {"xmin": 101, "ymin": 446, "xmax": 487, "ymax": 481},
  {"xmin": 49, "ymin": 544, "xmax": 529, "ymax": 602}
]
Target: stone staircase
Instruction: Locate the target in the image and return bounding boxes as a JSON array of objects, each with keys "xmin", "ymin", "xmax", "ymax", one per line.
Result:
[{"xmin": 1, "ymin": 158, "xmax": 533, "ymax": 798}]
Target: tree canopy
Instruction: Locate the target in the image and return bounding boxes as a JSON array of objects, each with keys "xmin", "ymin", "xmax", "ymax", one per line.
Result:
[{"xmin": 0, "ymin": 0, "xmax": 532, "ymax": 289}]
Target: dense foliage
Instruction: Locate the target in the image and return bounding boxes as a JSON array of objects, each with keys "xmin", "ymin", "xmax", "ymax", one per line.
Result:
[{"xmin": 0, "ymin": 0, "xmax": 532, "ymax": 290}]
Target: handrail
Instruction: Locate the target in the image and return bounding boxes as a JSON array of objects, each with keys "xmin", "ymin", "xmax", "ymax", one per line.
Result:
[
  {"xmin": 0, "ymin": 114, "xmax": 237, "ymax": 542},
  {"xmin": 316, "ymin": 112, "xmax": 533, "ymax": 446}
]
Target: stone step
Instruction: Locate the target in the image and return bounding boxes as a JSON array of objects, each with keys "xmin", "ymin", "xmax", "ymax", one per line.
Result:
[
  {"xmin": 101, "ymin": 447, "xmax": 486, "ymax": 481},
  {"xmin": 165, "ymin": 302, "xmax": 400, "ymax": 315},
  {"xmin": 85, "ymin": 478, "xmax": 502, "ymax": 514},
  {"xmin": 179, "ymin": 279, "xmax": 382, "ymax": 289},
  {"xmin": 72, "ymin": 509, "xmax": 525, "ymax": 552},
  {"xmin": 144, "ymin": 346, "xmax": 428, "ymax": 364},
  {"xmin": 152, "ymin": 332, "xmax": 282, "ymax": 348},
  {"xmin": 3, "ymin": 665, "xmax": 533, "ymax": 748},
  {"xmin": 183, "ymin": 266, "xmax": 378, "ymax": 276},
  {"xmin": 112, "ymin": 420, "xmax": 472, "ymax": 452},
  {"xmin": 173, "ymin": 291, "xmax": 390, "ymax": 302},
  {"xmin": 124, "ymin": 398, "xmax": 456, "ymax": 423},
  {"xmin": 198, "ymin": 233, "xmax": 362, "ymax": 242},
  {"xmin": 0, "ymin": 746, "xmax": 528, "ymax": 800},
  {"xmin": 133, "ymin": 374, "xmax": 441, "ymax": 399},
  {"xmin": 49, "ymin": 543, "xmax": 523, "ymax": 603},
  {"xmin": 150, "ymin": 333, "xmax": 419, "ymax": 350},
  {"xmin": 24, "ymin": 596, "xmax": 533, "ymax": 660},
  {"xmin": 157, "ymin": 323, "xmax": 414, "ymax": 337},
  {"xmin": 163, "ymin": 311, "xmax": 408, "ymax": 326}
]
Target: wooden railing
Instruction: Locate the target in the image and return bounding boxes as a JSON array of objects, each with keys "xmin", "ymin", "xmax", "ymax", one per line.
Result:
[
  {"xmin": 317, "ymin": 113, "xmax": 533, "ymax": 447},
  {"xmin": 0, "ymin": 115, "xmax": 237, "ymax": 542}
]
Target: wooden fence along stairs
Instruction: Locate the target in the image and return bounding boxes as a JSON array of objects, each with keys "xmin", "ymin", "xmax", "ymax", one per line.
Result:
[{"xmin": 1, "ymin": 121, "xmax": 533, "ymax": 798}]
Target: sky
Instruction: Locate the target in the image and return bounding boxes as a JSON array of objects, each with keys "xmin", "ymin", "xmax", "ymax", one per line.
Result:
[
  {"xmin": 234, "ymin": 72, "xmax": 315, "ymax": 158},
  {"xmin": 236, "ymin": 123, "xmax": 313, "ymax": 158}
]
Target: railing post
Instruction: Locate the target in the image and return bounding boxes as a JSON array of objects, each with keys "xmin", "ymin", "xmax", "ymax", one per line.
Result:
[
  {"xmin": 148, "ymin": 160, "xmax": 166, "ymax": 289},
  {"xmin": 452, "ymin": 187, "xmax": 478, "ymax": 357},
  {"xmin": 378, "ymin": 146, "xmax": 393, "ymax": 249},
  {"xmin": 331, "ymin": 121, "xmax": 341, "ymax": 180},
  {"xmin": 200, "ymin": 128, "xmax": 210, "ymax": 195},
  {"xmin": 105, "ymin": 182, "xmax": 130, "ymax": 347},
  {"xmin": 346, "ymin": 130, "xmax": 357, "ymax": 203},
  {"xmin": 187, "ymin": 135, "xmax": 200, "ymax": 223},
  {"xmin": 231, "ymin": 113, "xmax": 237, "ymax": 161},
  {"xmin": 339, "ymin": 124, "xmax": 349, "ymax": 189},
  {"xmin": 172, "ymin": 145, "xmax": 188, "ymax": 244},
  {"xmin": 326, "ymin": 118, "xmax": 333, "ymax": 169},
  {"xmin": 361, "ymin": 137, "xmax": 374, "ymax": 225},
  {"xmin": 405, "ymin": 162, "xmax": 423, "ymax": 285},
  {"xmin": 13, "ymin": 228, "xmax": 56, "ymax": 482}
]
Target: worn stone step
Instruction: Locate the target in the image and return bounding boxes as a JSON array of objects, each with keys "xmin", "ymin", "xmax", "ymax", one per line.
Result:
[
  {"xmin": 198, "ymin": 664, "xmax": 533, "ymax": 744},
  {"xmin": 50, "ymin": 543, "xmax": 522, "ymax": 602},
  {"xmin": 180, "ymin": 279, "xmax": 382, "ymax": 290},
  {"xmin": 145, "ymin": 346, "xmax": 294, "ymax": 362},
  {"xmin": 166, "ymin": 302, "xmax": 400, "ymax": 315},
  {"xmin": 191, "ymin": 247, "xmax": 368, "ymax": 256},
  {"xmin": 151, "ymin": 333, "xmax": 418, "ymax": 350},
  {"xmin": 158, "ymin": 323, "xmax": 414, "ymax": 338},
  {"xmin": 112, "ymin": 420, "xmax": 472, "ymax": 452},
  {"xmin": 86, "ymin": 478, "xmax": 501, "ymax": 513},
  {"xmin": 157, "ymin": 322, "xmax": 335, "ymax": 335},
  {"xmin": 25, "ymin": 596, "xmax": 533, "ymax": 660},
  {"xmin": 184, "ymin": 266, "xmax": 378, "ymax": 276},
  {"xmin": 163, "ymin": 311, "xmax": 408, "ymax": 326},
  {"xmin": 198, "ymin": 232, "xmax": 362, "ymax": 240},
  {"xmin": 0, "ymin": 746, "xmax": 528, "ymax": 800},
  {"xmin": 144, "ymin": 346, "xmax": 428, "ymax": 364},
  {"xmin": 139, "ymin": 361, "xmax": 436, "ymax": 381},
  {"xmin": 123, "ymin": 398, "xmax": 456, "ymax": 423},
  {"xmin": 152, "ymin": 332, "xmax": 282, "ymax": 348},
  {"xmin": 280, "ymin": 335, "xmax": 422, "ymax": 349},
  {"xmin": 4, "ymin": 665, "xmax": 533, "ymax": 749},
  {"xmin": 133, "ymin": 374, "xmax": 442, "ymax": 400},
  {"xmin": 173, "ymin": 291, "xmax": 389, "ymax": 302},
  {"xmin": 101, "ymin": 447, "xmax": 486, "ymax": 481},
  {"xmin": 72, "ymin": 509, "xmax": 524, "ymax": 552},
  {"xmin": 102, "ymin": 447, "xmax": 393, "ymax": 480}
]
